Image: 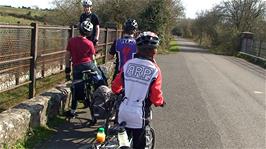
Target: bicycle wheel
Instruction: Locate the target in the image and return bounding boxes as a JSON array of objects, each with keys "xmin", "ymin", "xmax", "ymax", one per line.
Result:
[
  {"xmin": 146, "ymin": 125, "xmax": 155, "ymax": 149},
  {"xmin": 67, "ymin": 91, "xmax": 72, "ymax": 111},
  {"xmin": 84, "ymin": 83, "xmax": 95, "ymax": 119}
]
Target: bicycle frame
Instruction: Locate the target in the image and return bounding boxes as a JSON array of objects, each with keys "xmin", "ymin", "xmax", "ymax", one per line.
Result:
[
  {"xmin": 89, "ymin": 94, "xmax": 155, "ymax": 149},
  {"xmin": 82, "ymin": 70, "xmax": 99, "ymax": 122}
]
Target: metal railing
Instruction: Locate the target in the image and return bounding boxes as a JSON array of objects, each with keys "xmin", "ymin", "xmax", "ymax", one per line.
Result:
[
  {"xmin": 240, "ymin": 38, "xmax": 266, "ymax": 61},
  {"xmin": 0, "ymin": 23, "xmax": 122, "ymax": 98}
]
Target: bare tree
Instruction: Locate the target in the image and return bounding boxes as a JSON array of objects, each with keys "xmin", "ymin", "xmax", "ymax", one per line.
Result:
[
  {"xmin": 50, "ymin": 0, "xmax": 83, "ymax": 25},
  {"xmin": 94, "ymin": 0, "xmax": 149, "ymax": 27},
  {"xmin": 219, "ymin": 0, "xmax": 265, "ymax": 32}
]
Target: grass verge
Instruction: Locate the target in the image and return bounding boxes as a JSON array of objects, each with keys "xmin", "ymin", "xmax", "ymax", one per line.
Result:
[
  {"xmin": 5, "ymin": 116, "xmax": 66, "ymax": 149},
  {"xmin": 168, "ymin": 39, "xmax": 180, "ymax": 52},
  {"xmin": 0, "ymin": 72, "xmax": 65, "ymax": 112}
]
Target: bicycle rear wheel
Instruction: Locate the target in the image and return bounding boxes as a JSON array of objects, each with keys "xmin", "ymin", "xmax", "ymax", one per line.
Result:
[{"xmin": 146, "ymin": 125, "xmax": 155, "ymax": 149}]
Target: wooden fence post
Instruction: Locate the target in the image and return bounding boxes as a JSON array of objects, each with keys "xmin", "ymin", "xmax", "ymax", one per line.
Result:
[
  {"xmin": 105, "ymin": 27, "xmax": 109, "ymax": 63},
  {"xmin": 66, "ymin": 25, "xmax": 74, "ymax": 71},
  {"xmin": 69, "ymin": 25, "xmax": 75, "ymax": 38},
  {"xmin": 41, "ymin": 28, "xmax": 46, "ymax": 77},
  {"xmin": 116, "ymin": 28, "xmax": 119, "ymax": 39},
  {"xmin": 15, "ymin": 22, "xmax": 21, "ymax": 85},
  {"xmin": 60, "ymin": 29, "xmax": 65, "ymax": 71},
  {"xmin": 29, "ymin": 23, "xmax": 38, "ymax": 98}
]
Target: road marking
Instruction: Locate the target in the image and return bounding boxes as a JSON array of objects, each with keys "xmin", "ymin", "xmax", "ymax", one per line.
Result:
[{"xmin": 254, "ymin": 91, "xmax": 263, "ymax": 94}]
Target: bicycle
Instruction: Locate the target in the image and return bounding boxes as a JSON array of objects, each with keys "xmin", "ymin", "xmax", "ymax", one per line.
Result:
[
  {"xmin": 86, "ymin": 94, "xmax": 156, "ymax": 149},
  {"xmin": 65, "ymin": 69, "xmax": 104, "ymax": 124}
]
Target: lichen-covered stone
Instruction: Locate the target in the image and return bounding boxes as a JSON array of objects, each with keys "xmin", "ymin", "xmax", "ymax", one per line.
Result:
[
  {"xmin": 14, "ymin": 96, "xmax": 49, "ymax": 127},
  {"xmin": 0, "ymin": 85, "xmax": 70, "ymax": 148},
  {"xmin": 100, "ymin": 61, "xmax": 115, "ymax": 79},
  {"xmin": 0, "ymin": 109, "xmax": 31, "ymax": 147}
]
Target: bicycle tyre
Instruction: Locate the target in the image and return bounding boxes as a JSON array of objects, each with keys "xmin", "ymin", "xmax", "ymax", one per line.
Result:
[
  {"xmin": 146, "ymin": 125, "xmax": 155, "ymax": 149},
  {"xmin": 67, "ymin": 91, "xmax": 72, "ymax": 111},
  {"xmin": 84, "ymin": 82, "xmax": 96, "ymax": 122}
]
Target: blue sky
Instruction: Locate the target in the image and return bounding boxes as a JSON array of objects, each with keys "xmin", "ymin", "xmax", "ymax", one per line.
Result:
[{"xmin": 0, "ymin": 0, "xmax": 223, "ymax": 19}]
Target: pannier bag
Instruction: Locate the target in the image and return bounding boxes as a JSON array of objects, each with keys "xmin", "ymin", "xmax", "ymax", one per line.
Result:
[{"xmin": 92, "ymin": 85, "xmax": 112, "ymax": 119}]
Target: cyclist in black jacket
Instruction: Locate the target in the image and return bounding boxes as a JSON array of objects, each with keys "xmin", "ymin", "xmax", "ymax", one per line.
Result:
[{"xmin": 80, "ymin": 0, "xmax": 100, "ymax": 46}]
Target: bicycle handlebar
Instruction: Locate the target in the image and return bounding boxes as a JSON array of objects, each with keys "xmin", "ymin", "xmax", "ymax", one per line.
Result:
[{"xmin": 108, "ymin": 121, "xmax": 127, "ymax": 135}]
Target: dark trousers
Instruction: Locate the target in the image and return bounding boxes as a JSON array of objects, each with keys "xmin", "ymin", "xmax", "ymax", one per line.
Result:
[{"xmin": 125, "ymin": 127, "xmax": 146, "ymax": 149}]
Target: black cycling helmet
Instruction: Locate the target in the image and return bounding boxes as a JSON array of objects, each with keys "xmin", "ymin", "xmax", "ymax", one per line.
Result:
[
  {"xmin": 80, "ymin": 20, "xmax": 93, "ymax": 36},
  {"xmin": 123, "ymin": 19, "xmax": 138, "ymax": 34},
  {"xmin": 136, "ymin": 31, "xmax": 160, "ymax": 49}
]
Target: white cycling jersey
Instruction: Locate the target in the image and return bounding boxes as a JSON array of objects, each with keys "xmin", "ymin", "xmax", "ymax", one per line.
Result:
[{"xmin": 118, "ymin": 58, "xmax": 159, "ymax": 128}]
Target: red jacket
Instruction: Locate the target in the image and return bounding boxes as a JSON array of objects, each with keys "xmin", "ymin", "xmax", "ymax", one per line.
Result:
[{"xmin": 66, "ymin": 36, "xmax": 95, "ymax": 66}]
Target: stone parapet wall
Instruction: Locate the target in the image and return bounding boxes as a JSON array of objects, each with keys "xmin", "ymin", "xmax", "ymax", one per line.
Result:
[
  {"xmin": 0, "ymin": 63, "xmax": 114, "ymax": 148},
  {"xmin": 0, "ymin": 85, "xmax": 70, "ymax": 148}
]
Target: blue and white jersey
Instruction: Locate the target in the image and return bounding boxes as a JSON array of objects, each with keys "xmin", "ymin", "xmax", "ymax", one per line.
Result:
[{"xmin": 115, "ymin": 37, "xmax": 137, "ymax": 71}]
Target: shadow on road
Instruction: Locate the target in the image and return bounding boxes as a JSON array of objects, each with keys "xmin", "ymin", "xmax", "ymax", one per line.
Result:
[
  {"xmin": 176, "ymin": 38, "xmax": 209, "ymax": 53},
  {"xmin": 37, "ymin": 108, "xmax": 106, "ymax": 149}
]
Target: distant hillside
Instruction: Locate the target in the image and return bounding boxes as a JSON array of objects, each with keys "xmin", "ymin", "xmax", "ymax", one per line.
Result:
[{"xmin": 0, "ymin": 6, "xmax": 53, "ymax": 25}]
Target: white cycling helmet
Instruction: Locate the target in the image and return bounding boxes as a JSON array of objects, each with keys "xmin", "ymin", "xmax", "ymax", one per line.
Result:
[
  {"xmin": 136, "ymin": 31, "xmax": 160, "ymax": 49},
  {"xmin": 82, "ymin": 0, "xmax": 92, "ymax": 7}
]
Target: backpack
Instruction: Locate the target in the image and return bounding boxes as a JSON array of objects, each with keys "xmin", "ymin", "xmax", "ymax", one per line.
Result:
[{"xmin": 92, "ymin": 85, "xmax": 113, "ymax": 119}]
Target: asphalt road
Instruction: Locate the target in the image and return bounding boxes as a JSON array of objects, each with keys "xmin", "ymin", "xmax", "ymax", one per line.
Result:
[
  {"xmin": 39, "ymin": 38, "xmax": 265, "ymax": 149},
  {"xmin": 153, "ymin": 38, "xmax": 265, "ymax": 149}
]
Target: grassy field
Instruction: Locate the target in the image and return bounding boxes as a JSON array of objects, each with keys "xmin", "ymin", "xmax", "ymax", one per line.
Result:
[
  {"xmin": 0, "ymin": 6, "xmax": 48, "ymax": 25},
  {"xmin": 0, "ymin": 15, "xmax": 36, "ymax": 24},
  {"xmin": 0, "ymin": 6, "xmax": 47, "ymax": 16}
]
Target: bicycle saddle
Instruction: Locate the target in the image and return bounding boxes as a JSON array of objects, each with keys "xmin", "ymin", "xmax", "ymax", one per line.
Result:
[{"xmin": 82, "ymin": 70, "xmax": 98, "ymax": 75}]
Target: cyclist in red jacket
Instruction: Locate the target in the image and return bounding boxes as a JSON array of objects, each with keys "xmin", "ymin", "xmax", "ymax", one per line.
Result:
[
  {"xmin": 111, "ymin": 31, "xmax": 165, "ymax": 149},
  {"xmin": 65, "ymin": 20, "xmax": 103, "ymax": 126}
]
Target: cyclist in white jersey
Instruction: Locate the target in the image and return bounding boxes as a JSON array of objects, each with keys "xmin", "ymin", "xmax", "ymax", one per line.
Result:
[{"xmin": 111, "ymin": 31, "xmax": 165, "ymax": 149}]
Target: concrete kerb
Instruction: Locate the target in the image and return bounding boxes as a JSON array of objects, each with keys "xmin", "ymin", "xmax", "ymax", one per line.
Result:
[{"xmin": 0, "ymin": 62, "xmax": 114, "ymax": 148}]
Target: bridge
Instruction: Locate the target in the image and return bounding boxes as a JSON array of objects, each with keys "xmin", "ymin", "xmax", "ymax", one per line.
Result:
[{"xmin": 0, "ymin": 23, "xmax": 265, "ymax": 148}]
